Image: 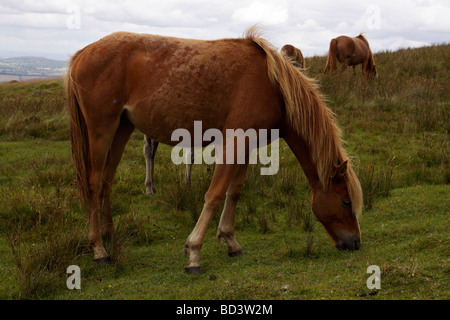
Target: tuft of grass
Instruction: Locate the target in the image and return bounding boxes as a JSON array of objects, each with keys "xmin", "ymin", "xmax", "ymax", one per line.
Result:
[
  {"xmin": 0, "ymin": 78, "xmax": 68, "ymax": 141},
  {"xmin": 304, "ymin": 233, "xmax": 317, "ymax": 256},
  {"xmin": 358, "ymin": 160, "xmax": 395, "ymax": 210},
  {"xmin": 158, "ymin": 163, "xmax": 214, "ymax": 226},
  {"xmin": 4, "ymin": 203, "xmax": 88, "ymax": 299}
]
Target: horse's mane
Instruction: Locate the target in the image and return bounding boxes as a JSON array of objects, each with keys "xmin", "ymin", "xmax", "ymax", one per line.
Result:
[
  {"xmin": 356, "ymin": 34, "xmax": 376, "ymax": 74},
  {"xmin": 246, "ymin": 27, "xmax": 362, "ymax": 216},
  {"xmin": 356, "ymin": 33, "xmax": 368, "ymax": 44}
]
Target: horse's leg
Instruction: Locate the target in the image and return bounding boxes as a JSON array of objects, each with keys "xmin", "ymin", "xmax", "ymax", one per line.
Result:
[
  {"xmin": 362, "ymin": 60, "xmax": 368, "ymax": 78},
  {"xmin": 144, "ymin": 135, "xmax": 159, "ymax": 194},
  {"xmin": 85, "ymin": 121, "xmax": 122, "ymax": 263},
  {"xmin": 100, "ymin": 116, "xmax": 135, "ymax": 240},
  {"xmin": 184, "ymin": 147, "xmax": 194, "ymax": 184},
  {"xmin": 184, "ymin": 162, "xmax": 240, "ymax": 274},
  {"xmin": 216, "ymin": 163, "xmax": 249, "ymax": 256},
  {"xmin": 352, "ymin": 65, "xmax": 356, "ymax": 75},
  {"xmin": 340, "ymin": 62, "xmax": 348, "ymax": 74}
]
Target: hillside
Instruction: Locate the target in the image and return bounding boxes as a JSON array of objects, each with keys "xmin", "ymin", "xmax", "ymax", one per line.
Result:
[
  {"xmin": 0, "ymin": 56, "xmax": 67, "ymax": 82},
  {"xmin": 0, "ymin": 44, "xmax": 448, "ymax": 300}
]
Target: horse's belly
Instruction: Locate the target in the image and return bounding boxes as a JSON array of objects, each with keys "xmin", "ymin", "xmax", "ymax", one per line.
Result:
[{"xmin": 125, "ymin": 97, "xmax": 229, "ymax": 147}]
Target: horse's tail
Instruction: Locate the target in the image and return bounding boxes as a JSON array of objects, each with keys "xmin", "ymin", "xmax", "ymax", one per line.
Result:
[
  {"xmin": 66, "ymin": 50, "xmax": 91, "ymax": 206},
  {"xmin": 324, "ymin": 38, "xmax": 337, "ymax": 74}
]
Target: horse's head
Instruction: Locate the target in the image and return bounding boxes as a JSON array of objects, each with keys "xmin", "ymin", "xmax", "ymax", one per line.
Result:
[
  {"xmin": 367, "ymin": 53, "xmax": 377, "ymax": 78},
  {"xmin": 368, "ymin": 63, "xmax": 377, "ymax": 78},
  {"xmin": 311, "ymin": 160, "xmax": 362, "ymax": 250}
]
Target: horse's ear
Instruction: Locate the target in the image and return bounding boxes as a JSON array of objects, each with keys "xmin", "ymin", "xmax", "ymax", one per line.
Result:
[{"xmin": 333, "ymin": 160, "xmax": 348, "ymax": 180}]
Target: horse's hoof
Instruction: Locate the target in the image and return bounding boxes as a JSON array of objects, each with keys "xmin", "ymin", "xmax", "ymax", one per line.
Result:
[
  {"xmin": 228, "ymin": 250, "xmax": 244, "ymax": 257},
  {"xmin": 185, "ymin": 267, "xmax": 202, "ymax": 275},
  {"xmin": 145, "ymin": 186, "xmax": 157, "ymax": 195},
  {"xmin": 101, "ymin": 233, "xmax": 114, "ymax": 242},
  {"xmin": 94, "ymin": 257, "xmax": 112, "ymax": 266}
]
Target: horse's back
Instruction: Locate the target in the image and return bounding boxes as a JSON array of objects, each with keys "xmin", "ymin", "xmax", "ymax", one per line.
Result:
[
  {"xmin": 335, "ymin": 35, "xmax": 372, "ymax": 66},
  {"xmin": 69, "ymin": 32, "xmax": 282, "ymax": 145},
  {"xmin": 71, "ymin": 32, "xmax": 262, "ymax": 87}
]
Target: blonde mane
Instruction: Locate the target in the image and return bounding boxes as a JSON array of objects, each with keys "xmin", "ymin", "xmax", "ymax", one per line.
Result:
[
  {"xmin": 246, "ymin": 27, "xmax": 363, "ymax": 216},
  {"xmin": 357, "ymin": 34, "xmax": 376, "ymax": 72}
]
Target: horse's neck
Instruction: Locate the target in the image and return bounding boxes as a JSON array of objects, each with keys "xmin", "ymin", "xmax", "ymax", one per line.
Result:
[{"xmin": 282, "ymin": 122, "xmax": 321, "ymax": 191}]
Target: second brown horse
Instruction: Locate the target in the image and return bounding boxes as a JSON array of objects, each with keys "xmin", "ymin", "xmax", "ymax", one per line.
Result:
[
  {"xmin": 324, "ymin": 34, "xmax": 377, "ymax": 78},
  {"xmin": 281, "ymin": 44, "xmax": 306, "ymax": 69}
]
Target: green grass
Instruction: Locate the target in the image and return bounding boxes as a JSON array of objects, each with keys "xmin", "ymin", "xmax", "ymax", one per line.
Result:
[
  {"xmin": 0, "ymin": 78, "xmax": 68, "ymax": 141},
  {"xmin": 0, "ymin": 44, "xmax": 449, "ymax": 300}
]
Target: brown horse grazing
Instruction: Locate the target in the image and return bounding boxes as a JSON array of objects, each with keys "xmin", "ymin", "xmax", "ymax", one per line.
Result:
[
  {"xmin": 281, "ymin": 44, "xmax": 306, "ymax": 69},
  {"xmin": 323, "ymin": 34, "xmax": 377, "ymax": 78},
  {"xmin": 67, "ymin": 28, "xmax": 363, "ymax": 274}
]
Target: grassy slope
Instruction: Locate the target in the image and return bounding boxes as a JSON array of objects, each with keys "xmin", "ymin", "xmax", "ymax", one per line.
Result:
[{"xmin": 0, "ymin": 45, "xmax": 448, "ymax": 300}]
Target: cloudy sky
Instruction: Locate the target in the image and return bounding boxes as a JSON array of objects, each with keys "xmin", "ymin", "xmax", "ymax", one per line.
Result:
[{"xmin": 0, "ymin": 0, "xmax": 449, "ymax": 60}]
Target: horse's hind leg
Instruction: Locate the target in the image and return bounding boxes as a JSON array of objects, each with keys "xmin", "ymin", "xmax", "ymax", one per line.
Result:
[
  {"xmin": 184, "ymin": 147, "xmax": 194, "ymax": 184},
  {"xmin": 144, "ymin": 136, "xmax": 159, "ymax": 194},
  {"xmin": 100, "ymin": 116, "xmax": 134, "ymax": 240},
  {"xmin": 184, "ymin": 162, "xmax": 241, "ymax": 274},
  {"xmin": 216, "ymin": 163, "xmax": 248, "ymax": 256},
  {"xmin": 85, "ymin": 122, "xmax": 121, "ymax": 263}
]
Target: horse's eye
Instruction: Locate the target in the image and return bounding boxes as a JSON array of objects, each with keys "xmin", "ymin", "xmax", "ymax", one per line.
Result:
[{"xmin": 342, "ymin": 200, "xmax": 351, "ymax": 207}]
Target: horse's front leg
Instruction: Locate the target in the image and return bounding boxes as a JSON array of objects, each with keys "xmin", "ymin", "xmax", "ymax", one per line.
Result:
[
  {"xmin": 340, "ymin": 62, "xmax": 348, "ymax": 74},
  {"xmin": 216, "ymin": 163, "xmax": 248, "ymax": 256},
  {"xmin": 184, "ymin": 163, "xmax": 240, "ymax": 274},
  {"xmin": 362, "ymin": 60, "xmax": 369, "ymax": 78}
]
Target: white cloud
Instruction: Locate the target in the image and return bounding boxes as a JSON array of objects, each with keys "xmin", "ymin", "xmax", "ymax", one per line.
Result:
[
  {"xmin": 0, "ymin": 0, "xmax": 448, "ymax": 59},
  {"xmin": 296, "ymin": 19, "xmax": 324, "ymax": 31},
  {"xmin": 0, "ymin": 12, "xmax": 64, "ymax": 29},
  {"xmin": 232, "ymin": 1, "xmax": 289, "ymax": 26},
  {"xmin": 335, "ymin": 22, "xmax": 350, "ymax": 33},
  {"xmin": 372, "ymin": 36, "xmax": 430, "ymax": 52}
]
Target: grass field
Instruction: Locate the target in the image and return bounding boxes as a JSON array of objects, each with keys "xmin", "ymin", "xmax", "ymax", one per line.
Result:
[{"xmin": 0, "ymin": 43, "xmax": 448, "ymax": 300}]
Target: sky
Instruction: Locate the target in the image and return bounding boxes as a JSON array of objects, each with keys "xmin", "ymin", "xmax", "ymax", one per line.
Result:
[{"xmin": 0, "ymin": 0, "xmax": 449, "ymax": 60}]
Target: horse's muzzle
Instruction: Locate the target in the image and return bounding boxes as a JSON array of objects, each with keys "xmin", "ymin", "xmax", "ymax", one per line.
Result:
[{"xmin": 335, "ymin": 235, "xmax": 361, "ymax": 251}]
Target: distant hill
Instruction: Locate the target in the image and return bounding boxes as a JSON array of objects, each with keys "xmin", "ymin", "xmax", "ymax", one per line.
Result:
[{"xmin": 0, "ymin": 56, "xmax": 67, "ymax": 82}]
